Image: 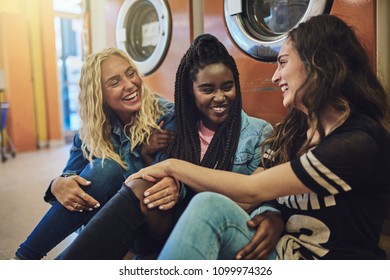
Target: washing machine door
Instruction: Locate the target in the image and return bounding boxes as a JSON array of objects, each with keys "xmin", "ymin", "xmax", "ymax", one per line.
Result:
[
  {"xmin": 116, "ymin": 0, "xmax": 171, "ymax": 76},
  {"xmin": 225, "ymin": 0, "xmax": 332, "ymax": 62}
]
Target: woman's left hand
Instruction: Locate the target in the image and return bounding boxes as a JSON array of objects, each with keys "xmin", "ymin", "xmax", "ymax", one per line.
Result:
[{"xmin": 235, "ymin": 212, "xmax": 284, "ymax": 260}]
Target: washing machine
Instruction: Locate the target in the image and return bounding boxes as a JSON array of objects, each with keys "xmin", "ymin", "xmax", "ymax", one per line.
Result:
[
  {"xmin": 114, "ymin": 0, "xmax": 193, "ymax": 101},
  {"xmin": 203, "ymin": 0, "xmax": 376, "ymax": 126}
]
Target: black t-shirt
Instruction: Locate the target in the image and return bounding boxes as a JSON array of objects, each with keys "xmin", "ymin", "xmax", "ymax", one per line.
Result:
[{"xmin": 273, "ymin": 114, "xmax": 390, "ymax": 259}]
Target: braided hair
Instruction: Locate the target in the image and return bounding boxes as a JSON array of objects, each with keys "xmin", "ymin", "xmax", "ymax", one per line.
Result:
[{"xmin": 166, "ymin": 34, "xmax": 242, "ymax": 171}]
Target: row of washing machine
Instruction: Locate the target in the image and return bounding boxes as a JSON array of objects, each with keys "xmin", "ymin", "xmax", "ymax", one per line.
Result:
[{"xmin": 108, "ymin": 0, "xmax": 376, "ymax": 126}]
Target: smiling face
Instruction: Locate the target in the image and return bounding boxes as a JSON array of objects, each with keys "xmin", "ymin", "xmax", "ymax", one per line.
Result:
[
  {"xmin": 101, "ymin": 55, "xmax": 142, "ymax": 124},
  {"xmin": 272, "ymin": 39, "xmax": 308, "ymax": 111},
  {"xmin": 192, "ymin": 63, "xmax": 236, "ymax": 131}
]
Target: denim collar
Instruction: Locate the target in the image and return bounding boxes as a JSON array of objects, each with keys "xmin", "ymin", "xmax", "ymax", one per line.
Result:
[
  {"xmin": 240, "ymin": 110, "xmax": 250, "ymax": 132},
  {"xmin": 110, "ymin": 114, "xmax": 129, "ymax": 142}
]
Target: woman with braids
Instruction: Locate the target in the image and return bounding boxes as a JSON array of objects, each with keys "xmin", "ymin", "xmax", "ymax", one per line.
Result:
[
  {"xmin": 13, "ymin": 47, "xmax": 175, "ymax": 260},
  {"xmin": 59, "ymin": 34, "xmax": 284, "ymax": 260},
  {"xmin": 129, "ymin": 15, "xmax": 390, "ymax": 260}
]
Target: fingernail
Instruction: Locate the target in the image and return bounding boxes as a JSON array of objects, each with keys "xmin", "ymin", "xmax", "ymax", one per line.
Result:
[
  {"xmin": 94, "ymin": 203, "xmax": 100, "ymax": 208},
  {"xmin": 79, "ymin": 210, "xmax": 83, "ymax": 213},
  {"xmin": 86, "ymin": 181, "xmax": 91, "ymax": 184},
  {"xmin": 159, "ymin": 205, "xmax": 164, "ymax": 210},
  {"xmin": 144, "ymin": 192, "xmax": 150, "ymax": 196},
  {"xmin": 88, "ymin": 208, "xmax": 93, "ymax": 211},
  {"xmin": 144, "ymin": 199, "xmax": 149, "ymax": 204},
  {"xmin": 147, "ymin": 203, "xmax": 154, "ymax": 208}
]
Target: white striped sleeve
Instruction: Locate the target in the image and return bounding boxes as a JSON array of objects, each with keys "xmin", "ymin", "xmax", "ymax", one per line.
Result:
[{"xmin": 299, "ymin": 151, "xmax": 352, "ymax": 195}]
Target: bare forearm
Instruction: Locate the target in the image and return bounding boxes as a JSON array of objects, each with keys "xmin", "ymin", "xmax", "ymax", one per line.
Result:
[
  {"xmin": 166, "ymin": 159, "xmax": 310, "ymax": 205},
  {"xmin": 166, "ymin": 159, "xmax": 259, "ymax": 203}
]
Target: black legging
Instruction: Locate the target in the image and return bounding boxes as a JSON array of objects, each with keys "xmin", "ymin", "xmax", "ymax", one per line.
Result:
[{"xmin": 59, "ymin": 184, "xmax": 149, "ymax": 260}]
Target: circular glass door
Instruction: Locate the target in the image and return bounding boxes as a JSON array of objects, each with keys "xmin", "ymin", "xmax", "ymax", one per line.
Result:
[
  {"xmin": 116, "ymin": 0, "xmax": 171, "ymax": 76},
  {"xmin": 224, "ymin": 0, "xmax": 333, "ymax": 61}
]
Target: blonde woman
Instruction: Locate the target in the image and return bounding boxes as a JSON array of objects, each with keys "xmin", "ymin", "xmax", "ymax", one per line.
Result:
[{"xmin": 13, "ymin": 48, "xmax": 175, "ymax": 260}]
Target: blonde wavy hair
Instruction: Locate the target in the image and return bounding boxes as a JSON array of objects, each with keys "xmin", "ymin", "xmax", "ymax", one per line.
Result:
[{"xmin": 78, "ymin": 47, "xmax": 163, "ymax": 169}]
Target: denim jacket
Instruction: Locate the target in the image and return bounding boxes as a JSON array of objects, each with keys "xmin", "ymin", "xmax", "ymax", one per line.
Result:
[
  {"xmin": 236, "ymin": 111, "xmax": 279, "ymax": 215},
  {"xmin": 180, "ymin": 111, "xmax": 275, "ymax": 205},
  {"xmin": 44, "ymin": 96, "xmax": 175, "ymax": 202},
  {"xmin": 232, "ymin": 111, "xmax": 273, "ymax": 175}
]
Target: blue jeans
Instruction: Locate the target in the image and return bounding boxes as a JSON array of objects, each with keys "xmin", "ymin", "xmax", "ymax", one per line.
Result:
[
  {"xmin": 15, "ymin": 159, "xmax": 124, "ymax": 260},
  {"xmin": 158, "ymin": 192, "xmax": 277, "ymax": 260}
]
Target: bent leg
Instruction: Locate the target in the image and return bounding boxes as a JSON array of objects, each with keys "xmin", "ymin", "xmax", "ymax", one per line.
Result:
[
  {"xmin": 15, "ymin": 159, "xmax": 123, "ymax": 260},
  {"xmin": 59, "ymin": 184, "xmax": 147, "ymax": 259},
  {"xmin": 128, "ymin": 179, "xmax": 174, "ymax": 238},
  {"xmin": 158, "ymin": 192, "xmax": 255, "ymax": 260}
]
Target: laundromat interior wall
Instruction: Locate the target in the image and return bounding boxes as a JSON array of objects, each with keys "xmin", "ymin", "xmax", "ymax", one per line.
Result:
[
  {"xmin": 377, "ymin": 0, "xmax": 390, "ymax": 90},
  {"xmin": 0, "ymin": 0, "xmax": 62, "ymax": 152},
  {"xmin": 0, "ymin": 0, "xmax": 389, "ymax": 153}
]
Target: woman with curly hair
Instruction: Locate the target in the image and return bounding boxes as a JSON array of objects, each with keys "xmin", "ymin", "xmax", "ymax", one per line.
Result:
[{"xmin": 13, "ymin": 47, "xmax": 175, "ymax": 260}]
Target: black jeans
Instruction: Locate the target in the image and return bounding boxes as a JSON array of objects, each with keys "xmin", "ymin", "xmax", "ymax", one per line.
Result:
[{"xmin": 59, "ymin": 184, "xmax": 155, "ymax": 260}]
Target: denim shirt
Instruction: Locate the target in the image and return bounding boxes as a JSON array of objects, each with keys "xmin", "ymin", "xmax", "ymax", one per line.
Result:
[{"xmin": 44, "ymin": 96, "xmax": 175, "ymax": 202}]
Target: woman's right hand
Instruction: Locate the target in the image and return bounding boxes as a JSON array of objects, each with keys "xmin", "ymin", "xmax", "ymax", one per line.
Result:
[{"xmin": 51, "ymin": 176, "xmax": 100, "ymax": 212}]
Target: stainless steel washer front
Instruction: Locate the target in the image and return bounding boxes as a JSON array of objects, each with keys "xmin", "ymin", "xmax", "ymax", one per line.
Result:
[
  {"xmin": 116, "ymin": 0, "xmax": 172, "ymax": 76},
  {"xmin": 224, "ymin": 0, "xmax": 332, "ymax": 61}
]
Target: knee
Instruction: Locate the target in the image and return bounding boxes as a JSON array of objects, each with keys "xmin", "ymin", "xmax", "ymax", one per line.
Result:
[
  {"xmin": 192, "ymin": 192, "xmax": 228, "ymax": 205},
  {"xmin": 125, "ymin": 179, "xmax": 154, "ymax": 201},
  {"xmin": 78, "ymin": 159, "xmax": 124, "ymax": 200},
  {"xmin": 189, "ymin": 192, "xmax": 236, "ymax": 215},
  {"xmin": 81, "ymin": 158, "xmax": 124, "ymax": 183},
  {"xmin": 188, "ymin": 192, "xmax": 225, "ymax": 211},
  {"xmin": 124, "ymin": 179, "xmax": 166, "ymax": 221},
  {"xmin": 93, "ymin": 158, "xmax": 123, "ymax": 175}
]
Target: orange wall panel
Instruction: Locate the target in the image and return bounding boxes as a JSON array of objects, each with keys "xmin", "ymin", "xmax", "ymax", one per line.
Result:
[
  {"xmin": 0, "ymin": 13, "xmax": 37, "ymax": 151},
  {"xmin": 40, "ymin": 0, "xmax": 63, "ymax": 143},
  {"xmin": 331, "ymin": 0, "xmax": 376, "ymax": 72},
  {"xmin": 104, "ymin": 0, "xmax": 123, "ymax": 48}
]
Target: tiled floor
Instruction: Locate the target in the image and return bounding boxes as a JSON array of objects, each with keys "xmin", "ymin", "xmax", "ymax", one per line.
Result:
[
  {"xmin": 0, "ymin": 144, "xmax": 389, "ymax": 260},
  {"xmin": 0, "ymin": 144, "xmax": 76, "ymax": 260}
]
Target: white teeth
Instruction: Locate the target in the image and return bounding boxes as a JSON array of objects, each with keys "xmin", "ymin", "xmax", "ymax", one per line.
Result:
[
  {"xmin": 281, "ymin": 85, "xmax": 289, "ymax": 93},
  {"xmin": 212, "ymin": 106, "xmax": 225, "ymax": 112},
  {"xmin": 124, "ymin": 92, "xmax": 137, "ymax": 100}
]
